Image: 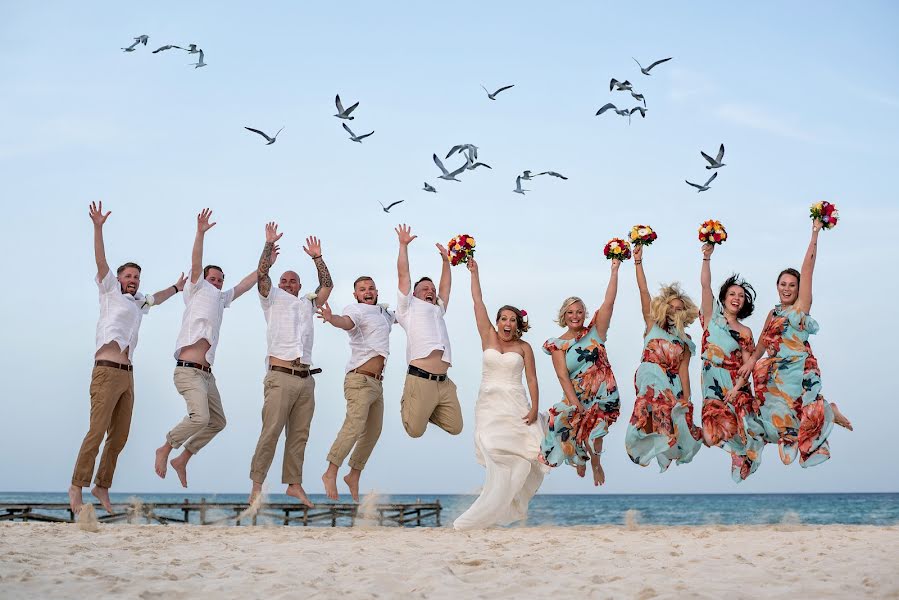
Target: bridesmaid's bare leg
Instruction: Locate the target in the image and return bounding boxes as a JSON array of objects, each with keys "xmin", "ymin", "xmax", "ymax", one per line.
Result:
[
  {"xmin": 831, "ymin": 403, "xmax": 853, "ymax": 431},
  {"xmin": 591, "ymin": 438, "xmax": 605, "ymax": 486}
]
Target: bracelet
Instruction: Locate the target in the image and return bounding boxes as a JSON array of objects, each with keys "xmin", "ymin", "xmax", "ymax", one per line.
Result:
[
  {"xmin": 171, "ymin": 285, "xmax": 180, "ymax": 294},
  {"xmin": 702, "ymin": 258, "xmax": 710, "ymax": 261},
  {"xmin": 634, "ymin": 261, "xmax": 642, "ymax": 265},
  {"xmin": 311, "ymin": 254, "xmax": 322, "ymax": 260}
]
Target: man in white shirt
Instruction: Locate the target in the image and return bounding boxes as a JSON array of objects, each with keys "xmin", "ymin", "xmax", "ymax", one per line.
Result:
[
  {"xmin": 394, "ymin": 224, "xmax": 462, "ymax": 438},
  {"xmin": 69, "ymin": 202, "xmax": 185, "ymax": 514},
  {"xmin": 154, "ymin": 208, "xmax": 258, "ymax": 487},
  {"xmin": 248, "ymin": 222, "xmax": 333, "ymax": 507},
  {"xmin": 317, "ymin": 275, "xmax": 395, "ymax": 502}
]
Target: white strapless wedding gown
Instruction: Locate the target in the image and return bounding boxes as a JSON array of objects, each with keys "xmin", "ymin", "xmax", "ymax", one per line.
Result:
[{"xmin": 453, "ymin": 349, "xmax": 549, "ymax": 530}]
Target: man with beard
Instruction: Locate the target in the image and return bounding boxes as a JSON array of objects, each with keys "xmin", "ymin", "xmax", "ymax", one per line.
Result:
[
  {"xmin": 317, "ymin": 275, "xmax": 395, "ymax": 501},
  {"xmin": 394, "ymin": 224, "xmax": 461, "ymax": 438},
  {"xmin": 248, "ymin": 222, "xmax": 333, "ymax": 507},
  {"xmin": 70, "ymin": 201, "xmax": 186, "ymax": 514}
]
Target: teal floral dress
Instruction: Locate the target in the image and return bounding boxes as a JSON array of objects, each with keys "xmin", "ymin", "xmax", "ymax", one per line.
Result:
[
  {"xmin": 625, "ymin": 324, "xmax": 702, "ymax": 471},
  {"xmin": 752, "ymin": 305, "xmax": 834, "ymax": 467},
  {"xmin": 700, "ymin": 301, "xmax": 766, "ymax": 482},
  {"xmin": 539, "ymin": 312, "xmax": 620, "ymax": 468}
]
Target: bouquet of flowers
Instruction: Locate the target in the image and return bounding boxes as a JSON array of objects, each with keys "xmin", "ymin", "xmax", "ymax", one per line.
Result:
[
  {"xmin": 603, "ymin": 237, "xmax": 632, "ymax": 261},
  {"xmin": 629, "ymin": 224, "xmax": 658, "ymax": 246},
  {"xmin": 810, "ymin": 201, "xmax": 839, "ymax": 229},
  {"xmin": 447, "ymin": 234, "xmax": 476, "ymax": 266},
  {"xmin": 698, "ymin": 219, "xmax": 727, "ymax": 245}
]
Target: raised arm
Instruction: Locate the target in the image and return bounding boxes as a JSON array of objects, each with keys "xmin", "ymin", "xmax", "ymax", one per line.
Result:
[
  {"xmin": 594, "ymin": 259, "xmax": 620, "ymax": 340},
  {"xmin": 436, "ymin": 243, "xmax": 452, "ymax": 309},
  {"xmin": 551, "ymin": 350, "xmax": 584, "ymax": 411},
  {"xmin": 89, "ymin": 201, "xmax": 111, "ymax": 279},
  {"xmin": 634, "ymin": 245, "xmax": 652, "ymax": 329},
  {"xmin": 257, "ymin": 222, "xmax": 283, "ymax": 298},
  {"xmin": 521, "ymin": 342, "xmax": 539, "ymax": 425},
  {"xmin": 232, "ymin": 268, "xmax": 261, "ymax": 300},
  {"xmin": 150, "ymin": 272, "xmax": 187, "ymax": 306},
  {"xmin": 316, "ymin": 302, "xmax": 355, "ymax": 331},
  {"xmin": 466, "ymin": 258, "xmax": 494, "ymax": 347},
  {"xmin": 191, "ymin": 208, "xmax": 217, "ymax": 284},
  {"xmin": 700, "ymin": 243, "xmax": 715, "ymax": 328},
  {"xmin": 396, "ymin": 224, "xmax": 416, "ymax": 295},
  {"xmin": 796, "ymin": 219, "xmax": 821, "ymax": 313},
  {"xmin": 304, "ymin": 236, "xmax": 333, "ymax": 307}
]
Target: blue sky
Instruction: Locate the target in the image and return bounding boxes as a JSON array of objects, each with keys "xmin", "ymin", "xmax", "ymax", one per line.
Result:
[{"xmin": 1, "ymin": 1, "xmax": 897, "ymax": 495}]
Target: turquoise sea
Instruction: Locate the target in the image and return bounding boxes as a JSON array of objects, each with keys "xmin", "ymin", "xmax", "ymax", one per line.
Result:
[{"xmin": 2, "ymin": 492, "xmax": 897, "ymax": 526}]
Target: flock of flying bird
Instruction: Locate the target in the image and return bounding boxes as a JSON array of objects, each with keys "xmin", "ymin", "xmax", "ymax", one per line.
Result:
[{"xmin": 120, "ymin": 37, "xmax": 726, "ymax": 210}]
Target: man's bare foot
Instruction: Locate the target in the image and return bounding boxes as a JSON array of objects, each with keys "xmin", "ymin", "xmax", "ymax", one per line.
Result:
[
  {"xmin": 169, "ymin": 452, "xmax": 191, "ymax": 488},
  {"xmin": 248, "ymin": 482, "xmax": 263, "ymax": 504},
  {"xmin": 343, "ymin": 470, "xmax": 361, "ymax": 503},
  {"xmin": 322, "ymin": 468, "xmax": 339, "ymax": 501},
  {"xmin": 68, "ymin": 485, "xmax": 84, "ymax": 514},
  {"xmin": 831, "ymin": 403, "xmax": 854, "ymax": 431},
  {"xmin": 286, "ymin": 484, "xmax": 314, "ymax": 508},
  {"xmin": 575, "ymin": 464, "xmax": 586, "ymax": 478},
  {"xmin": 90, "ymin": 486, "xmax": 113, "ymax": 512},
  {"xmin": 155, "ymin": 444, "xmax": 172, "ymax": 479}
]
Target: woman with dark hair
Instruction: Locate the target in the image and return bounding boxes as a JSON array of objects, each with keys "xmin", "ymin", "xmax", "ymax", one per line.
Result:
[
  {"xmin": 539, "ymin": 258, "xmax": 621, "ymax": 486},
  {"xmin": 453, "ymin": 257, "xmax": 547, "ymax": 530},
  {"xmin": 738, "ymin": 219, "xmax": 852, "ymax": 469},
  {"xmin": 698, "ymin": 243, "xmax": 766, "ymax": 482}
]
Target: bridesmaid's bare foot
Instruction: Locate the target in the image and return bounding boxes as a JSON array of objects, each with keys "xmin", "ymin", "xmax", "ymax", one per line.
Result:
[
  {"xmin": 591, "ymin": 460, "xmax": 606, "ymax": 487},
  {"xmin": 831, "ymin": 403, "xmax": 853, "ymax": 431},
  {"xmin": 576, "ymin": 464, "xmax": 586, "ymax": 478}
]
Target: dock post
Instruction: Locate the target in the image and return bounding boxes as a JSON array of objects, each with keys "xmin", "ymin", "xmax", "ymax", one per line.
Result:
[{"xmin": 200, "ymin": 498, "xmax": 207, "ymax": 525}]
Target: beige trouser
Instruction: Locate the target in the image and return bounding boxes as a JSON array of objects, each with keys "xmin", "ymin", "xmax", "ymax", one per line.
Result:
[
  {"xmin": 326, "ymin": 372, "xmax": 384, "ymax": 471},
  {"xmin": 167, "ymin": 367, "xmax": 226, "ymax": 454},
  {"xmin": 400, "ymin": 373, "xmax": 463, "ymax": 438},
  {"xmin": 250, "ymin": 370, "xmax": 315, "ymax": 485},
  {"xmin": 72, "ymin": 366, "xmax": 134, "ymax": 488}
]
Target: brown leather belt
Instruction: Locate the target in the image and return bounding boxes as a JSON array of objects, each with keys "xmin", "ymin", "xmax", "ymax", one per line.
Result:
[
  {"xmin": 176, "ymin": 360, "xmax": 212, "ymax": 373},
  {"xmin": 408, "ymin": 365, "xmax": 447, "ymax": 382},
  {"xmin": 95, "ymin": 360, "xmax": 133, "ymax": 372},
  {"xmin": 349, "ymin": 368, "xmax": 384, "ymax": 381},
  {"xmin": 270, "ymin": 365, "xmax": 322, "ymax": 378}
]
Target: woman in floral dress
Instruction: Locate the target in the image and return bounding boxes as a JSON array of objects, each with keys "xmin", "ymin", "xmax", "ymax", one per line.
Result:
[
  {"xmin": 625, "ymin": 244, "xmax": 703, "ymax": 471},
  {"xmin": 698, "ymin": 243, "xmax": 766, "ymax": 482},
  {"xmin": 540, "ymin": 259, "xmax": 621, "ymax": 486},
  {"xmin": 738, "ymin": 219, "xmax": 852, "ymax": 467}
]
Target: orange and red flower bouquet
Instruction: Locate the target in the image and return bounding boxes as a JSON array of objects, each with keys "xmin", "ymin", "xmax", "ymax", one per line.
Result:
[
  {"xmin": 447, "ymin": 234, "xmax": 476, "ymax": 266},
  {"xmin": 603, "ymin": 237, "xmax": 632, "ymax": 261},
  {"xmin": 698, "ymin": 219, "xmax": 727, "ymax": 245},
  {"xmin": 810, "ymin": 201, "xmax": 839, "ymax": 230}
]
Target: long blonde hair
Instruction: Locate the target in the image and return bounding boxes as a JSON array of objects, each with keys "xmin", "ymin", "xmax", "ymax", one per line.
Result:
[{"xmin": 649, "ymin": 283, "xmax": 698, "ymax": 338}]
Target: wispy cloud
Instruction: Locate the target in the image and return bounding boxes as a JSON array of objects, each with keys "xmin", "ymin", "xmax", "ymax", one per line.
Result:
[
  {"xmin": 714, "ymin": 103, "xmax": 816, "ymax": 142},
  {"xmin": 666, "ymin": 67, "xmax": 717, "ymax": 102}
]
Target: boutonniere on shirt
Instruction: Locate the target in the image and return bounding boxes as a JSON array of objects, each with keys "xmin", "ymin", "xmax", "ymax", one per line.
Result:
[
  {"xmin": 378, "ymin": 303, "xmax": 390, "ymax": 311},
  {"xmin": 305, "ymin": 293, "xmax": 317, "ymax": 301}
]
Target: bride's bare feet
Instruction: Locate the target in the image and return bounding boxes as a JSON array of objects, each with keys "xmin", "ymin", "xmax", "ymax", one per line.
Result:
[
  {"xmin": 90, "ymin": 486, "xmax": 113, "ymax": 512},
  {"xmin": 831, "ymin": 403, "xmax": 853, "ymax": 431},
  {"xmin": 343, "ymin": 469, "xmax": 361, "ymax": 503},
  {"xmin": 286, "ymin": 484, "xmax": 314, "ymax": 508},
  {"xmin": 68, "ymin": 485, "xmax": 84, "ymax": 514}
]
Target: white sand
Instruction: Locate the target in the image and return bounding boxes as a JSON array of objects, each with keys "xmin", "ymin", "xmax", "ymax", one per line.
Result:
[{"xmin": 1, "ymin": 522, "xmax": 897, "ymax": 599}]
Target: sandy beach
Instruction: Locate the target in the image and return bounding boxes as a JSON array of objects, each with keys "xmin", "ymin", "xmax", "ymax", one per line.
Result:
[{"xmin": 2, "ymin": 522, "xmax": 897, "ymax": 599}]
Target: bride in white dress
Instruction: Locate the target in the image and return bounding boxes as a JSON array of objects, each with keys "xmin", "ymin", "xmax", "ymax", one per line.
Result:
[{"xmin": 453, "ymin": 258, "xmax": 548, "ymax": 531}]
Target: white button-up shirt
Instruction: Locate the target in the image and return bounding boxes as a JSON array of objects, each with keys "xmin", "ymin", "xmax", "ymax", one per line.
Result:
[
  {"xmin": 260, "ymin": 287, "xmax": 316, "ymax": 365},
  {"xmin": 396, "ymin": 291, "xmax": 452, "ymax": 366},
  {"xmin": 95, "ymin": 270, "xmax": 154, "ymax": 360},
  {"xmin": 174, "ymin": 277, "xmax": 235, "ymax": 365},
  {"xmin": 342, "ymin": 303, "xmax": 395, "ymax": 372}
]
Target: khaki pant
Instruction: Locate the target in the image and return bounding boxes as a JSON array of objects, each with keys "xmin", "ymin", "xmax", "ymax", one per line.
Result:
[
  {"xmin": 326, "ymin": 372, "xmax": 384, "ymax": 471},
  {"xmin": 72, "ymin": 366, "xmax": 135, "ymax": 488},
  {"xmin": 249, "ymin": 370, "xmax": 315, "ymax": 485},
  {"xmin": 167, "ymin": 367, "xmax": 226, "ymax": 454},
  {"xmin": 400, "ymin": 373, "xmax": 463, "ymax": 438}
]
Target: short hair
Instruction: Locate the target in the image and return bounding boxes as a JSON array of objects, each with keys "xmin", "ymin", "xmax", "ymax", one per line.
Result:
[
  {"xmin": 649, "ymin": 282, "xmax": 698, "ymax": 337},
  {"xmin": 116, "ymin": 262, "xmax": 141, "ymax": 276},
  {"xmin": 204, "ymin": 264, "xmax": 224, "ymax": 279},
  {"xmin": 354, "ymin": 276, "xmax": 375, "ymax": 288},
  {"xmin": 718, "ymin": 274, "xmax": 756, "ymax": 320},
  {"xmin": 556, "ymin": 296, "xmax": 587, "ymax": 327},
  {"xmin": 495, "ymin": 305, "xmax": 529, "ymax": 338},
  {"xmin": 777, "ymin": 268, "xmax": 800, "ymax": 286},
  {"xmin": 413, "ymin": 277, "xmax": 434, "ymax": 291}
]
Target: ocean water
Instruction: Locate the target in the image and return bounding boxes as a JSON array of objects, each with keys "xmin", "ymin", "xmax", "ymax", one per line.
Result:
[{"xmin": 2, "ymin": 492, "xmax": 897, "ymax": 527}]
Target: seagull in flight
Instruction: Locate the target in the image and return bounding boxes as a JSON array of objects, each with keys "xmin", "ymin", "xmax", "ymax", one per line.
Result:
[
  {"xmin": 513, "ymin": 176, "xmax": 529, "ymax": 195},
  {"xmin": 423, "ymin": 182, "xmax": 437, "ymax": 193},
  {"xmin": 334, "ymin": 94, "xmax": 359, "ymax": 120},
  {"xmin": 685, "ymin": 171, "xmax": 718, "ymax": 192},
  {"xmin": 191, "ymin": 49, "xmax": 207, "ymax": 68},
  {"xmin": 446, "ymin": 143, "xmax": 478, "ymax": 160},
  {"xmin": 342, "ymin": 123, "xmax": 374, "ymax": 143},
  {"xmin": 464, "ymin": 154, "xmax": 491, "ymax": 170},
  {"xmin": 537, "ymin": 171, "xmax": 568, "ymax": 180},
  {"xmin": 629, "ymin": 106, "xmax": 647, "ymax": 123},
  {"xmin": 633, "ymin": 56, "xmax": 673, "ymax": 76},
  {"xmin": 185, "ymin": 44, "xmax": 201, "ymax": 54},
  {"xmin": 630, "ymin": 91, "xmax": 646, "ymax": 106},
  {"xmin": 610, "ymin": 79, "xmax": 633, "ymax": 92},
  {"xmin": 701, "ymin": 144, "xmax": 726, "ymax": 169},
  {"xmin": 481, "ymin": 84, "xmax": 514, "ymax": 100},
  {"xmin": 520, "ymin": 170, "xmax": 535, "ymax": 180},
  {"xmin": 433, "ymin": 154, "xmax": 466, "ymax": 182},
  {"xmin": 379, "ymin": 200, "xmax": 405, "ymax": 213},
  {"xmin": 244, "ymin": 126, "xmax": 284, "ymax": 145},
  {"xmin": 596, "ymin": 103, "xmax": 630, "ymax": 117},
  {"xmin": 152, "ymin": 44, "xmax": 183, "ymax": 53}
]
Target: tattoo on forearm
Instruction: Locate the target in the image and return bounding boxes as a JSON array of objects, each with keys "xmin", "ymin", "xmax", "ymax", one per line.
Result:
[
  {"xmin": 313, "ymin": 256, "xmax": 332, "ymax": 292},
  {"xmin": 258, "ymin": 241, "xmax": 274, "ymax": 296}
]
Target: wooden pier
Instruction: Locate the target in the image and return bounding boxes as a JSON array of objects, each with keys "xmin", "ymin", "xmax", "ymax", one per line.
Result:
[{"xmin": 0, "ymin": 499, "xmax": 442, "ymax": 527}]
